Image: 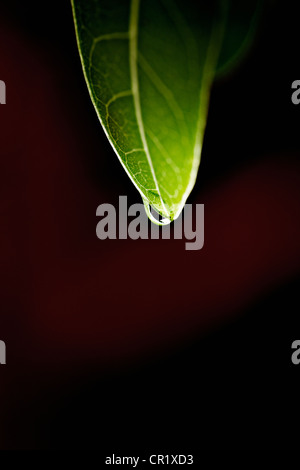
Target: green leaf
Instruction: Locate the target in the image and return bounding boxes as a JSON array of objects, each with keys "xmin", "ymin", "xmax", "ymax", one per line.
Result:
[{"xmin": 71, "ymin": 0, "xmax": 260, "ymax": 223}]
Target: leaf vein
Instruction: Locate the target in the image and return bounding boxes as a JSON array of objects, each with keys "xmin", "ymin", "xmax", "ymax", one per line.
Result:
[
  {"xmin": 138, "ymin": 52, "xmax": 185, "ymax": 125},
  {"xmin": 129, "ymin": 0, "xmax": 169, "ymax": 217}
]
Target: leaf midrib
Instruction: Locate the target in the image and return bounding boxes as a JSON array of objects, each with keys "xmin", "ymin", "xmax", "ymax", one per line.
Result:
[{"xmin": 129, "ymin": 0, "xmax": 170, "ymax": 217}]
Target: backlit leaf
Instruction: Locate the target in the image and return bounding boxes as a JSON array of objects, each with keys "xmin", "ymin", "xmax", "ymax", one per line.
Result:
[{"xmin": 71, "ymin": 0, "xmax": 261, "ymax": 223}]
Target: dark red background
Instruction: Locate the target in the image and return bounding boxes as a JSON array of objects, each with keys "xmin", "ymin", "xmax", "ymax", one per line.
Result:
[{"xmin": 0, "ymin": 0, "xmax": 299, "ymax": 450}]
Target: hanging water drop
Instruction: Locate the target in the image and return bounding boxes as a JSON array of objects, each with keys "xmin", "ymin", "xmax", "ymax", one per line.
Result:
[{"xmin": 142, "ymin": 199, "xmax": 172, "ymax": 226}]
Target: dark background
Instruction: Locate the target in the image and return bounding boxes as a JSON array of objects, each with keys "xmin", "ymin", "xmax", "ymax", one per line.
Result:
[{"xmin": 0, "ymin": 0, "xmax": 300, "ymax": 450}]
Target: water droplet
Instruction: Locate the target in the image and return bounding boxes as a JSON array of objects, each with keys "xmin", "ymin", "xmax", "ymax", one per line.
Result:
[{"xmin": 143, "ymin": 199, "xmax": 172, "ymax": 226}]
